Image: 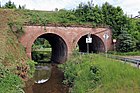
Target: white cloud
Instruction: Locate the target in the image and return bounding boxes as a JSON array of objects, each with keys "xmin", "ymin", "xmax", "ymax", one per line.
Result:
[
  {"xmin": 1, "ymin": 0, "xmax": 140, "ymax": 16},
  {"xmin": 115, "ymin": 0, "xmax": 140, "ymax": 17}
]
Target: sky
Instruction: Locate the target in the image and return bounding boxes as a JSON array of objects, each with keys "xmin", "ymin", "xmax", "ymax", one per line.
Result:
[{"xmin": 1, "ymin": 0, "xmax": 140, "ymax": 17}]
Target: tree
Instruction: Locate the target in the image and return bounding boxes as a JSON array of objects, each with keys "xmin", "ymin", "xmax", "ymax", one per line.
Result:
[
  {"xmin": 18, "ymin": 5, "xmax": 21, "ymax": 9},
  {"xmin": 129, "ymin": 18, "xmax": 140, "ymax": 50},
  {"xmin": 116, "ymin": 29, "xmax": 136, "ymax": 52},
  {"xmin": 21, "ymin": 4, "xmax": 26, "ymax": 9},
  {"xmin": 4, "ymin": 0, "xmax": 16, "ymax": 9},
  {"xmin": 0, "ymin": 1, "xmax": 1, "ymax": 8},
  {"xmin": 101, "ymin": 2, "xmax": 129, "ymax": 38},
  {"xmin": 55, "ymin": 8, "xmax": 58, "ymax": 11}
]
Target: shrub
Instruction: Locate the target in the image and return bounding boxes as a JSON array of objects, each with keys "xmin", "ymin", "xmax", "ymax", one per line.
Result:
[
  {"xmin": 117, "ymin": 30, "xmax": 136, "ymax": 52},
  {"xmin": 59, "ymin": 54, "xmax": 101, "ymax": 93}
]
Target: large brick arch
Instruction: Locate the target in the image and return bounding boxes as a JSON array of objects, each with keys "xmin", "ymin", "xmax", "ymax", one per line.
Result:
[
  {"xmin": 27, "ymin": 32, "xmax": 68, "ymax": 63},
  {"xmin": 20, "ymin": 26, "xmax": 71, "ymax": 62},
  {"xmin": 20, "ymin": 26, "xmax": 112, "ymax": 62},
  {"xmin": 26, "ymin": 32, "xmax": 69, "ymax": 58}
]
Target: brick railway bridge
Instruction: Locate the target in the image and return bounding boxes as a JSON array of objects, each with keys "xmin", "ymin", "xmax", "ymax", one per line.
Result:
[{"xmin": 20, "ymin": 26, "xmax": 112, "ymax": 63}]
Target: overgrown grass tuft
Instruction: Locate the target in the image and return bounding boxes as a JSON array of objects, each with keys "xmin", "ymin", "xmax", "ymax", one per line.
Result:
[{"xmin": 60, "ymin": 54, "xmax": 140, "ymax": 93}]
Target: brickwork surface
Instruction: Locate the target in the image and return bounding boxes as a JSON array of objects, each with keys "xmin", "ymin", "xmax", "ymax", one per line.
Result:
[{"xmin": 20, "ymin": 26, "xmax": 112, "ymax": 59}]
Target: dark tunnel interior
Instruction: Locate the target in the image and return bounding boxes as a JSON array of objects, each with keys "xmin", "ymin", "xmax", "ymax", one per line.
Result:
[
  {"xmin": 32, "ymin": 33, "xmax": 68, "ymax": 63},
  {"xmin": 78, "ymin": 34, "xmax": 105, "ymax": 53}
]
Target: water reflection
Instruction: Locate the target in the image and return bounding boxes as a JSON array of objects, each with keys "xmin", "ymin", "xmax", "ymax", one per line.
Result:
[
  {"xmin": 34, "ymin": 63, "xmax": 51, "ymax": 84},
  {"xmin": 24, "ymin": 63, "xmax": 69, "ymax": 93}
]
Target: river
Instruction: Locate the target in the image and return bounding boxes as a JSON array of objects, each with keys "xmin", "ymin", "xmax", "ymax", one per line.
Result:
[{"xmin": 24, "ymin": 63, "xmax": 69, "ymax": 93}]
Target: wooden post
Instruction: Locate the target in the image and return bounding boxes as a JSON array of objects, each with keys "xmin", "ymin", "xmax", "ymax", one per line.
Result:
[{"xmin": 137, "ymin": 62, "xmax": 139, "ymax": 68}]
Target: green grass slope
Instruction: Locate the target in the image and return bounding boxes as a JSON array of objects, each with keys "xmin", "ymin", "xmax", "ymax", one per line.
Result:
[
  {"xmin": 0, "ymin": 9, "xmax": 35, "ymax": 93},
  {"xmin": 60, "ymin": 54, "xmax": 140, "ymax": 93}
]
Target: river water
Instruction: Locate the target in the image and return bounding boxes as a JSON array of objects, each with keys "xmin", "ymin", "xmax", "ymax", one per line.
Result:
[{"xmin": 24, "ymin": 63, "xmax": 69, "ymax": 93}]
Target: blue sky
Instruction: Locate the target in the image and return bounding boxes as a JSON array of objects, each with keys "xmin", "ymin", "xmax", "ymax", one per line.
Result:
[{"xmin": 1, "ymin": 0, "xmax": 140, "ymax": 17}]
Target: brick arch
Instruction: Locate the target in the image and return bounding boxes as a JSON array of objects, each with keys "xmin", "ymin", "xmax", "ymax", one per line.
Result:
[
  {"xmin": 73, "ymin": 31, "xmax": 104, "ymax": 47},
  {"xmin": 26, "ymin": 31, "xmax": 70, "ymax": 62},
  {"xmin": 73, "ymin": 31, "xmax": 105, "ymax": 53},
  {"xmin": 73, "ymin": 31, "xmax": 91, "ymax": 47}
]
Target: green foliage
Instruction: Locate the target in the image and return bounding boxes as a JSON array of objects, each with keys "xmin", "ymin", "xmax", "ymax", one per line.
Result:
[
  {"xmin": 117, "ymin": 30, "xmax": 136, "ymax": 52},
  {"xmin": 26, "ymin": 60, "xmax": 37, "ymax": 78},
  {"xmin": 3, "ymin": 0, "xmax": 16, "ymax": 9},
  {"xmin": 0, "ymin": 63, "xmax": 24, "ymax": 93},
  {"xmin": 32, "ymin": 50, "xmax": 52, "ymax": 62},
  {"xmin": 59, "ymin": 54, "xmax": 101, "ymax": 93},
  {"xmin": 101, "ymin": 2, "xmax": 128, "ymax": 37},
  {"xmin": 32, "ymin": 38, "xmax": 51, "ymax": 51},
  {"xmin": 60, "ymin": 54, "xmax": 140, "ymax": 93},
  {"xmin": 32, "ymin": 37, "xmax": 52, "ymax": 62},
  {"xmin": 127, "ymin": 18, "xmax": 140, "ymax": 50}
]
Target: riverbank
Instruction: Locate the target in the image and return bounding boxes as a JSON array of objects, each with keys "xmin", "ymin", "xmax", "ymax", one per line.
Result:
[{"xmin": 60, "ymin": 54, "xmax": 140, "ymax": 93}]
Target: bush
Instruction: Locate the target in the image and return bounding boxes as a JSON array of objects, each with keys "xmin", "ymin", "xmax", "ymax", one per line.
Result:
[
  {"xmin": 59, "ymin": 54, "xmax": 101, "ymax": 93},
  {"xmin": 117, "ymin": 30, "xmax": 136, "ymax": 52}
]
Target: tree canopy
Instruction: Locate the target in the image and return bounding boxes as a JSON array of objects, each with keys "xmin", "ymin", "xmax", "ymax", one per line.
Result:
[{"xmin": 4, "ymin": 0, "xmax": 16, "ymax": 9}]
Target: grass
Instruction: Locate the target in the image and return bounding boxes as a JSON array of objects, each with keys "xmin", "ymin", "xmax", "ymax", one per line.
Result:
[
  {"xmin": 0, "ymin": 63, "xmax": 24, "ymax": 93},
  {"xmin": 60, "ymin": 54, "xmax": 140, "ymax": 93},
  {"xmin": 0, "ymin": 9, "xmax": 35, "ymax": 93},
  {"xmin": 93, "ymin": 54, "xmax": 140, "ymax": 93}
]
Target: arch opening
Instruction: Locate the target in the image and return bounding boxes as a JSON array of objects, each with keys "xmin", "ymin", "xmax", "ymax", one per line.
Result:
[
  {"xmin": 77, "ymin": 34, "xmax": 105, "ymax": 53},
  {"xmin": 31, "ymin": 33, "xmax": 68, "ymax": 63}
]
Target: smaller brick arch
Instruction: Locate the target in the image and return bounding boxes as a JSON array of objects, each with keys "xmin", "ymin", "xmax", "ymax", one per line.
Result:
[
  {"xmin": 74, "ymin": 33, "xmax": 105, "ymax": 53},
  {"xmin": 72, "ymin": 28, "xmax": 111, "ymax": 51}
]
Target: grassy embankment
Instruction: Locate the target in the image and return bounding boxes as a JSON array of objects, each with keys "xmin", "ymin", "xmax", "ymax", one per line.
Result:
[
  {"xmin": 60, "ymin": 54, "xmax": 140, "ymax": 93},
  {"xmin": 0, "ymin": 9, "xmax": 36, "ymax": 93}
]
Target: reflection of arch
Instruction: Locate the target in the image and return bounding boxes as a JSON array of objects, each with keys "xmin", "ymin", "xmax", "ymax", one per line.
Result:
[
  {"xmin": 27, "ymin": 32, "xmax": 68, "ymax": 63},
  {"xmin": 75, "ymin": 33, "xmax": 105, "ymax": 53}
]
